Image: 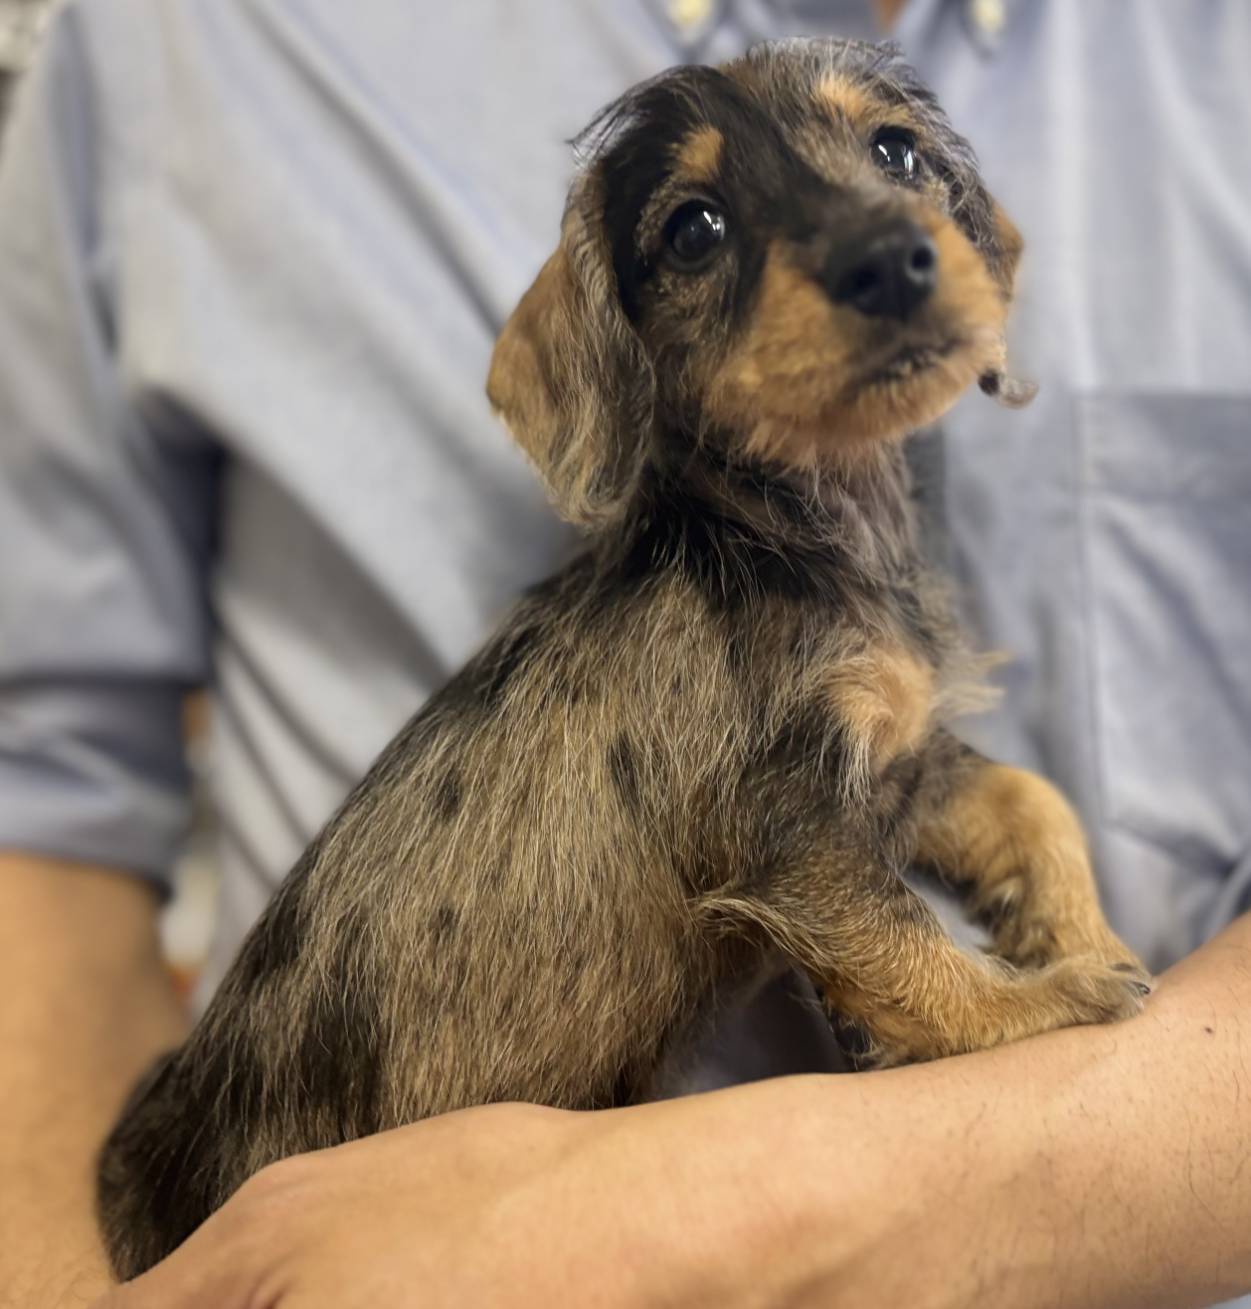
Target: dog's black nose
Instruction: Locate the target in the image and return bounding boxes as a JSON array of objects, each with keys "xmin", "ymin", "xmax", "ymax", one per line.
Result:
[{"xmin": 826, "ymin": 220, "xmax": 938, "ymax": 320}]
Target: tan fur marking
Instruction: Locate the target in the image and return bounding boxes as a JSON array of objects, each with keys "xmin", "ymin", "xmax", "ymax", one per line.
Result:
[
  {"xmin": 920, "ymin": 766, "xmax": 1086, "ymax": 880},
  {"xmin": 918, "ymin": 765, "xmax": 1145, "ymax": 972},
  {"xmin": 989, "ymin": 200, "xmax": 1024, "ymax": 295},
  {"xmin": 814, "ymin": 74, "xmax": 925, "ymax": 140},
  {"xmin": 828, "ymin": 646, "xmax": 934, "ymax": 778},
  {"xmin": 701, "ymin": 246, "xmax": 855, "ymax": 468},
  {"xmin": 675, "ymin": 126, "xmax": 723, "ymax": 183},
  {"xmin": 815, "ymin": 75, "xmax": 878, "ymax": 127}
]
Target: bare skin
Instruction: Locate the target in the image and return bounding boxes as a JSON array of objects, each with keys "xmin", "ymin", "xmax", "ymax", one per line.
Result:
[
  {"xmin": 0, "ymin": 856, "xmax": 186, "ymax": 1309},
  {"xmin": 46, "ymin": 910, "xmax": 1249, "ymax": 1309}
]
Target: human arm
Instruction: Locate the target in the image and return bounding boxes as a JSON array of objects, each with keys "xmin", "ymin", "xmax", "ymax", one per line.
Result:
[
  {"xmin": 96, "ymin": 915, "xmax": 1251, "ymax": 1309},
  {"xmin": 0, "ymin": 855, "xmax": 187, "ymax": 1309},
  {"xmin": 0, "ymin": 9, "xmax": 216, "ymax": 1306}
]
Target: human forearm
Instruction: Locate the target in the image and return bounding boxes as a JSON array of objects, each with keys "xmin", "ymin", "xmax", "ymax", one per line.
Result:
[
  {"xmin": 683, "ymin": 920, "xmax": 1251, "ymax": 1308},
  {"xmin": 0, "ymin": 855, "xmax": 187, "ymax": 1309},
  {"xmin": 967, "ymin": 917, "xmax": 1251, "ymax": 1309}
]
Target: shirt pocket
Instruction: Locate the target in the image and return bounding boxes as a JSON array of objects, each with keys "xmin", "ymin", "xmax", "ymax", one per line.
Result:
[{"xmin": 1079, "ymin": 392, "xmax": 1251, "ymax": 873}]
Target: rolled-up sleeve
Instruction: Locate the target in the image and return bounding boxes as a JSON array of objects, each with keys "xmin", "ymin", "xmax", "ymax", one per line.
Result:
[{"xmin": 0, "ymin": 3, "xmax": 216, "ymax": 886}]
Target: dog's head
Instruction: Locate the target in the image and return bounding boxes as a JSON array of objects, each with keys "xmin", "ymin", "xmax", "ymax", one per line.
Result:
[{"xmin": 488, "ymin": 39, "xmax": 1032, "ymax": 528}]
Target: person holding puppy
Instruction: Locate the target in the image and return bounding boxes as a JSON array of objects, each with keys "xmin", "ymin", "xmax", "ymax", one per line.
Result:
[{"xmin": 2, "ymin": 1, "xmax": 1250, "ymax": 1306}]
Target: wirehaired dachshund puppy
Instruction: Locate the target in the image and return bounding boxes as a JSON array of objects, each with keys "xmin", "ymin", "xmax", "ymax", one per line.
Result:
[{"xmin": 99, "ymin": 38, "xmax": 1150, "ymax": 1278}]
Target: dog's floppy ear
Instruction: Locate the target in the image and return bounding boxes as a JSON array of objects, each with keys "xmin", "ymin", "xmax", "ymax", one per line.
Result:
[
  {"xmin": 488, "ymin": 178, "xmax": 655, "ymax": 529},
  {"xmin": 978, "ymin": 200, "xmax": 1037, "ymax": 409},
  {"xmin": 986, "ymin": 201, "xmax": 1023, "ymax": 298}
]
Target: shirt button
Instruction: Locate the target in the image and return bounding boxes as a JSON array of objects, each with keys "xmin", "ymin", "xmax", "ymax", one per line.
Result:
[
  {"xmin": 968, "ymin": 0, "xmax": 1005, "ymax": 37},
  {"xmin": 669, "ymin": 0, "xmax": 713, "ymax": 36}
]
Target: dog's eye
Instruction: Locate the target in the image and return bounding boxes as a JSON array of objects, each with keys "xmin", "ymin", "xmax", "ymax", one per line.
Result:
[
  {"xmin": 871, "ymin": 128, "xmax": 917, "ymax": 182},
  {"xmin": 663, "ymin": 201, "xmax": 727, "ymax": 270}
]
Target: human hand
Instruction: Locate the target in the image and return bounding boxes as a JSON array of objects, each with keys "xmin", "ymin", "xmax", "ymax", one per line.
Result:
[
  {"xmin": 91, "ymin": 1104, "xmax": 610, "ymax": 1309},
  {"xmin": 89, "ymin": 1095, "xmax": 784, "ymax": 1309}
]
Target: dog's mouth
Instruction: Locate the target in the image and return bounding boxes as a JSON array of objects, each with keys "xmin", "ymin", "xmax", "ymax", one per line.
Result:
[{"xmin": 857, "ymin": 337, "xmax": 962, "ymax": 390}]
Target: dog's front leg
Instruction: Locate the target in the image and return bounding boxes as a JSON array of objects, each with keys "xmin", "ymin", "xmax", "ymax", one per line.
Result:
[
  {"xmin": 709, "ymin": 847, "xmax": 1147, "ymax": 1068},
  {"xmin": 915, "ymin": 741, "xmax": 1150, "ymax": 981}
]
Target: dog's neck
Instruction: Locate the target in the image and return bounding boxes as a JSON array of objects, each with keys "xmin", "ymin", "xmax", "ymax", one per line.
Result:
[
  {"xmin": 601, "ymin": 431, "xmax": 928, "ymax": 612},
  {"xmin": 655, "ymin": 433, "xmax": 921, "ymax": 571}
]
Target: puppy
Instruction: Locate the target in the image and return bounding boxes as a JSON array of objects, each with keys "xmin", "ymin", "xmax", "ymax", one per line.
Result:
[{"xmin": 98, "ymin": 38, "xmax": 1149, "ymax": 1279}]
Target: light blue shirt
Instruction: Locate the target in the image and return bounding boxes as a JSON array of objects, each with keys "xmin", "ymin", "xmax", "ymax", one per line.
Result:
[{"xmin": 1, "ymin": 0, "xmax": 1249, "ymax": 1147}]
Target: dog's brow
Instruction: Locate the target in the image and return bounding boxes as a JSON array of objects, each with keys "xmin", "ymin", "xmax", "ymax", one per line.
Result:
[
  {"xmin": 674, "ymin": 126, "xmax": 723, "ymax": 184},
  {"xmin": 815, "ymin": 75, "xmax": 879, "ymax": 126}
]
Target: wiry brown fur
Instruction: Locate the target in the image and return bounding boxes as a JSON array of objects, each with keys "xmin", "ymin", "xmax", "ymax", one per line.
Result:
[{"xmin": 98, "ymin": 39, "xmax": 1148, "ymax": 1279}]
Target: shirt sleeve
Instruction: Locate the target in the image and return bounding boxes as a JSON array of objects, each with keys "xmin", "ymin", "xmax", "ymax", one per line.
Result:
[{"xmin": 0, "ymin": 3, "xmax": 217, "ymax": 887}]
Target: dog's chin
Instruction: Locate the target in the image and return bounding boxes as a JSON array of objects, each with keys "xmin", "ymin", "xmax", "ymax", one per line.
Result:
[
  {"xmin": 796, "ymin": 338, "xmax": 985, "ymax": 455},
  {"xmin": 729, "ymin": 333, "xmax": 999, "ymax": 469},
  {"xmin": 846, "ymin": 342, "xmax": 981, "ymax": 436}
]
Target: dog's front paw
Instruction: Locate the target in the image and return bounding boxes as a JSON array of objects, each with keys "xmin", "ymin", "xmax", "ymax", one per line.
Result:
[
  {"xmin": 1028, "ymin": 953, "xmax": 1153, "ymax": 1028},
  {"xmin": 983, "ymin": 884, "xmax": 1150, "ymax": 984},
  {"xmin": 831, "ymin": 951, "xmax": 1152, "ymax": 1071}
]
